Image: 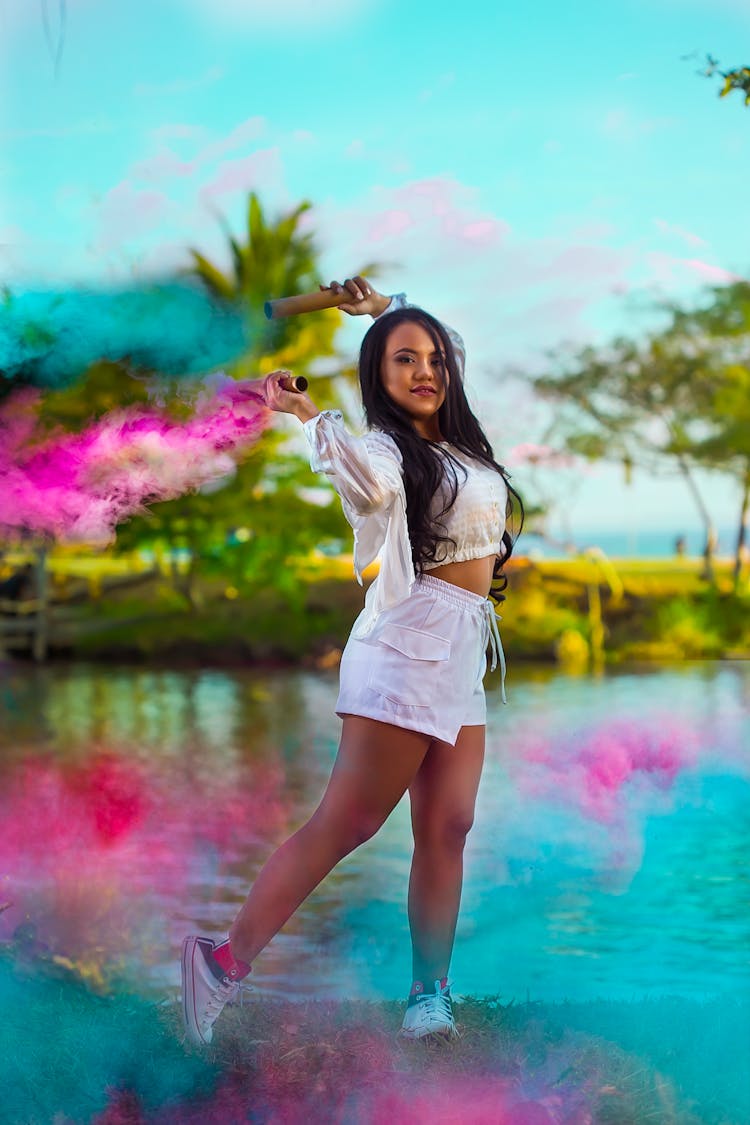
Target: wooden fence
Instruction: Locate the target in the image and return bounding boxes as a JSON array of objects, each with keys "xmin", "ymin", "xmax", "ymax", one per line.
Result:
[{"xmin": 0, "ymin": 548, "xmax": 161, "ymax": 661}]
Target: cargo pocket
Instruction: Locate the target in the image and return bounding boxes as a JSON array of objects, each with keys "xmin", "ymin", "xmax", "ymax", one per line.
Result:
[{"xmin": 367, "ymin": 623, "xmax": 451, "ymax": 708}]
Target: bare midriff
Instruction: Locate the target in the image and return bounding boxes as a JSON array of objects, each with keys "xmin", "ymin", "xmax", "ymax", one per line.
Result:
[{"xmin": 427, "ymin": 553, "xmax": 497, "ymax": 598}]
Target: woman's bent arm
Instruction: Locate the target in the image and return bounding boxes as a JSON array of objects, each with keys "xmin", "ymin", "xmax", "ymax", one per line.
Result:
[{"xmin": 303, "ymin": 411, "xmax": 402, "ymax": 516}]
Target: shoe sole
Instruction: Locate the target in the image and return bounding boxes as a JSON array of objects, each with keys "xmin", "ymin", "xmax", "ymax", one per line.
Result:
[
  {"xmin": 397, "ymin": 1024, "xmax": 460, "ymax": 1041},
  {"xmin": 181, "ymin": 936, "xmax": 211, "ymax": 1046}
]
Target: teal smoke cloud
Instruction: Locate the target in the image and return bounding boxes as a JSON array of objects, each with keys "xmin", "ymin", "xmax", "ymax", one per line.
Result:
[{"xmin": 0, "ymin": 281, "xmax": 265, "ymax": 391}]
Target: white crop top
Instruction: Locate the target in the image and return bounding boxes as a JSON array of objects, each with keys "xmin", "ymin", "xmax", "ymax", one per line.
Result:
[
  {"xmin": 423, "ymin": 445, "xmax": 507, "ymax": 570},
  {"xmin": 303, "ymin": 417, "xmax": 507, "ymax": 636}
]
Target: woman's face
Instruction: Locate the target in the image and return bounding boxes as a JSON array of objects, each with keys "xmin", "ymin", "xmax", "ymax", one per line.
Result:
[{"xmin": 380, "ymin": 321, "xmax": 447, "ymax": 440}]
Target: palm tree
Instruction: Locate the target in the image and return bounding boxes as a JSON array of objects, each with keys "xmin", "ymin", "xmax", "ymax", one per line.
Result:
[
  {"xmin": 125, "ymin": 192, "xmax": 379, "ymax": 607},
  {"xmin": 188, "ymin": 192, "xmax": 376, "ymax": 381}
]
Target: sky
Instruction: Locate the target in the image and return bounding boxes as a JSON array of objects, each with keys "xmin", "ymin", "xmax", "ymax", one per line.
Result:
[{"xmin": 1, "ymin": 0, "xmax": 748, "ymax": 542}]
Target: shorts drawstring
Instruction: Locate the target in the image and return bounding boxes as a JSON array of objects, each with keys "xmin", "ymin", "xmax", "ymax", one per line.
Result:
[
  {"xmin": 483, "ymin": 600, "xmax": 507, "ymax": 704},
  {"xmin": 404, "ymin": 573, "xmax": 508, "ymax": 706}
]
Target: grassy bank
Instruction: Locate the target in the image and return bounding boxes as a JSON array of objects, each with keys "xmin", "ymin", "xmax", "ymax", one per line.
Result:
[
  {"xmin": 4, "ymin": 554, "xmax": 750, "ymax": 665},
  {"xmin": 190, "ymin": 990, "xmax": 748, "ymax": 1125},
  {"xmin": 5, "ymin": 948, "xmax": 746, "ymax": 1123},
  {"xmin": 501, "ymin": 556, "xmax": 750, "ymax": 664}
]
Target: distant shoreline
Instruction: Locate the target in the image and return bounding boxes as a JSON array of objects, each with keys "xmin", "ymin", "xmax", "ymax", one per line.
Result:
[
  {"xmin": 2, "ymin": 557, "xmax": 748, "ymax": 666},
  {"xmin": 523, "ymin": 528, "xmax": 738, "ymax": 560}
]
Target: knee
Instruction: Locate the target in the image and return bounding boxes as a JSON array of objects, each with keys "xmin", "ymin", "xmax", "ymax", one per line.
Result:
[
  {"xmin": 414, "ymin": 810, "xmax": 475, "ymax": 853},
  {"xmin": 311, "ymin": 804, "xmax": 385, "ymax": 856},
  {"xmin": 345, "ymin": 808, "xmax": 385, "ymax": 851}
]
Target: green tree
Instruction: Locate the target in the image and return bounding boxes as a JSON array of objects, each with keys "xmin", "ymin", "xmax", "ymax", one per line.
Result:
[
  {"xmin": 189, "ymin": 193, "xmax": 334, "ymax": 369},
  {"xmin": 703, "ymin": 55, "xmax": 750, "ymax": 106},
  {"xmin": 664, "ymin": 283, "xmax": 750, "ymax": 587},
  {"xmin": 528, "ymin": 283, "xmax": 750, "ymax": 585},
  {"xmin": 188, "ymin": 191, "xmax": 376, "ymax": 379},
  {"xmin": 114, "ymin": 192, "xmax": 378, "ymax": 605},
  {"xmin": 528, "ymin": 334, "xmax": 720, "ymax": 579}
]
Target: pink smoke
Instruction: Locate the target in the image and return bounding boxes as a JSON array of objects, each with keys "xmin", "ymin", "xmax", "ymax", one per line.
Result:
[
  {"xmin": 0, "ymin": 747, "xmax": 291, "ymax": 978},
  {"xmin": 517, "ymin": 719, "xmax": 698, "ymax": 825},
  {"xmin": 138, "ymin": 1033, "xmax": 608, "ymax": 1125},
  {"xmin": 505, "ymin": 442, "xmax": 577, "ymax": 468},
  {"xmin": 0, "ymin": 377, "xmax": 272, "ymax": 542}
]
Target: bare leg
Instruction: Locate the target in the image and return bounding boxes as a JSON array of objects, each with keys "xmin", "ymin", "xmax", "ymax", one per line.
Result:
[
  {"xmin": 407, "ymin": 725, "xmax": 485, "ymax": 984},
  {"xmin": 229, "ymin": 717, "xmax": 431, "ymax": 966}
]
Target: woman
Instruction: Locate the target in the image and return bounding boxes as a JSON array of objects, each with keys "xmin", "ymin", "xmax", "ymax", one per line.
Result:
[{"xmin": 182, "ymin": 277, "xmax": 523, "ymax": 1044}]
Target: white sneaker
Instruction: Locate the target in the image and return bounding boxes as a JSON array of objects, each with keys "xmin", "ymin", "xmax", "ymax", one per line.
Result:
[
  {"xmin": 398, "ymin": 979, "xmax": 460, "ymax": 1041},
  {"xmin": 181, "ymin": 936, "xmax": 240, "ymax": 1046}
]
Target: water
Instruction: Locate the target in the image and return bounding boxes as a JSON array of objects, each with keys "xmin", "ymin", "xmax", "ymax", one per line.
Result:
[
  {"xmin": 0, "ymin": 659, "xmax": 748, "ymax": 1006},
  {"xmin": 523, "ymin": 526, "xmax": 737, "ymax": 559}
]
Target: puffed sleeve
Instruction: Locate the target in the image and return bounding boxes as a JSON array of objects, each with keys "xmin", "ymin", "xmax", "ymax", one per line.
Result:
[
  {"xmin": 303, "ymin": 409, "xmax": 402, "ymax": 516},
  {"xmin": 376, "ymin": 293, "xmax": 467, "ymax": 382},
  {"xmin": 303, "ymin": 411, "xmax": 413, "ymax": 598}
]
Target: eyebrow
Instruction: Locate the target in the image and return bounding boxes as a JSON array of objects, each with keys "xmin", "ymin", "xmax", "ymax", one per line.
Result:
[{"xmin": 392, "ymin": 347, "xmax": 445, "ymax": 356}]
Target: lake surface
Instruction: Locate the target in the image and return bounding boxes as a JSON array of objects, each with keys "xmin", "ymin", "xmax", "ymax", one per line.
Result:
[
  {"xmin": 1, "ymin": 658, "xmax": 748, "ymax": 1005},
  {"xmin": 523, "ymin": 526, "xmax": 736, "ymax": 559}
]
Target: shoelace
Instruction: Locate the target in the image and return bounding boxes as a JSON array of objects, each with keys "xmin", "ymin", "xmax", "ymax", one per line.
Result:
[
  {"xmin": 422, "ymin": 994, "xmax": 452, "ymax": 1021},
  {"xmin": 202, "ymin": 978, "xmax": 239, "ymax": 1022},
  {"xmin": 418, "ymin": 988, "xmax": 455, "ymax": 1027}
]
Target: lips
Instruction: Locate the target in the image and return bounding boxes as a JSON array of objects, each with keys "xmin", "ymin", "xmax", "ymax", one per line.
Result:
[{"xmin": 410, "ymin": 386, "xmax": 436, "ymax": 396}]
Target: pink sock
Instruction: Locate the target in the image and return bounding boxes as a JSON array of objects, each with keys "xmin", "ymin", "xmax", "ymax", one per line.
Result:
[{"xmin": 212, "ymin": 939, "xmax": 252, "ymax": 980}]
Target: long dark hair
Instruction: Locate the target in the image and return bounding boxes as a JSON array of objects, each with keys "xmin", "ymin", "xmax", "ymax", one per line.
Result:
[{"xmin": 358, "ymin": 306, "xmax": 523, "ymax": 603}]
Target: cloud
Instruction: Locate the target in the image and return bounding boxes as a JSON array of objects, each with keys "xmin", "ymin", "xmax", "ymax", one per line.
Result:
[
  {"xmin": 198, "ymin": 148, "xmax": 284, "ymax": 204},
  {"xmin": 133, "ymin": 66, "xmax": 225, "ymax": 98},
  {"xmin": 195, "ymin": 117, "xmax": 266, "ymax": 165},
  {"xmin": 653, "ymin": 219, "xmax": 707, "ymax": 248},
  {"xmin": 133, "ymin": 117, "xmax": 267, "ymax": 182},
  {"xmin": 5, "ymin": 115, "xmax": 285, "ymax": 281},
  {"xmin": 313, "ymin": 176, "xmax": 634, "ymax": 375},
  {"xmin": 132, "ymin": 150, "xmax": 196, "ymax": 181},
  {"xmin": 646, "ymin": 252, "xmax": 747, "ymax": 285},
  {"xmin": 386, "ymin": 178, "xmax": 511, "ymax": 252},
  {"xmin": 322, "ymin": 178, "xmax": 745, "ymax": 373},
  {"xmin": 92, "ymin": 183, "xmax": 171, "ymax": 252},
  {"xmin": 367, "ymin": 210, "xmax": 414, "ymax": 242}
]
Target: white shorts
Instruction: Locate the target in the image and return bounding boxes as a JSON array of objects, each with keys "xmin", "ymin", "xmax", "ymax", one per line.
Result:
[{"xmin": 336, "ymin": 573, "xmax": 505, "ymax": 747}]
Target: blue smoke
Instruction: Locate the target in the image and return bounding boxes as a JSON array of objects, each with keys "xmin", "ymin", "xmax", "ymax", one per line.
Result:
[
  {"xmin": 0, "ymin": 281, "xmax": 267, "ymax": 389},
  {"xmin": 0, "ymin": 956, "xmax": 218, "ymax": 1121}
]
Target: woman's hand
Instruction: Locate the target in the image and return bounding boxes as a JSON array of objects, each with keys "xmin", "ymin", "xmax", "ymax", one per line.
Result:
[
  {"xmin": 262, "ymin": 370, "xmax": 319, "ymax": 422},
  {"xmin": 321, "ymin": 276, "xmax": 391, "ymax": 318}
]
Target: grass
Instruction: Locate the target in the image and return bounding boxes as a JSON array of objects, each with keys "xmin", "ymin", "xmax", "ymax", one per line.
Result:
[
  {"xmin": 499, "ymin": 558, "xmax": 750, "ymax": 664},
  {"xmin": 10, "ymin": 949, "xmax": 741, "ymax": 1124},
  {"xmin": 161, "ymin": 989, "xmax": 747, "ymax": 1124},
  {"xmin": 4, "ymin": 551, "xmax": 750, "ymax": 665}
]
